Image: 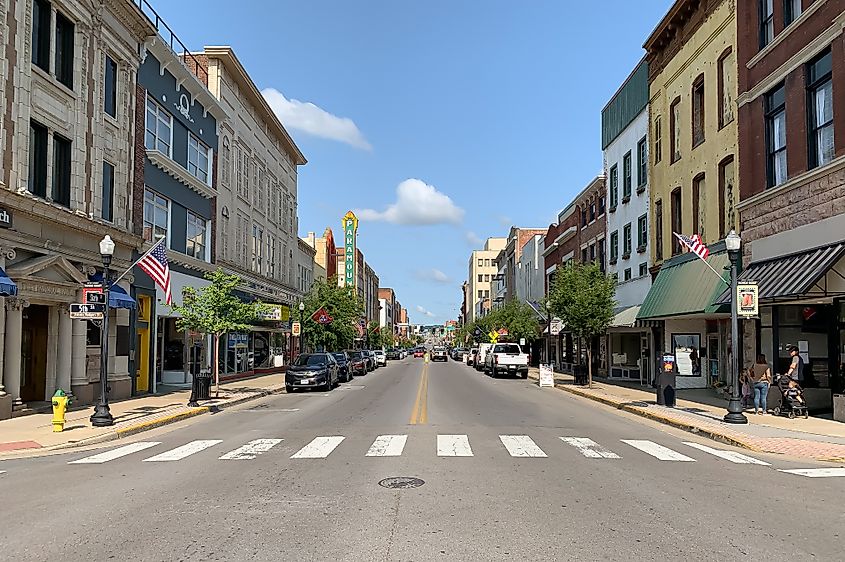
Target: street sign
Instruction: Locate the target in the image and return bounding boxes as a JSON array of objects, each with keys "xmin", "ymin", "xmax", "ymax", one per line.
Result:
[
  {"xmin": 519, "ymin": 338, "xmax": 526, "ymax": 346},
  {"xmin": 488, "ymin": 330, "xmax": 498, "ymax": 343},
  {"xmin": 82, "ymin": 284, "xmax": 105, "ymax": 305},
  {"xmin": 539, "ymin": 364, "xmax": 554, "ymax": 387},
  {"xmin": 69, "ymin": 303, "xmax": 105, "ymax": 320},
  {"xmin": 291, "ymin": 321, "xmax": 301, "ymax": 336},
  {"xmin": 737, "ymin": 282, "xmax": 758, "ymax": 318},
  {"xmin": 549, "ymin": 318, "xmax": 563, "ymax": 336}
]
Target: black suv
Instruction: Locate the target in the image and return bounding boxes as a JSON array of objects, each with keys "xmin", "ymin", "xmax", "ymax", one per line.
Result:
[{"xmin": 286, "ymin": 353, "xmax": 339, "ymax": 392}]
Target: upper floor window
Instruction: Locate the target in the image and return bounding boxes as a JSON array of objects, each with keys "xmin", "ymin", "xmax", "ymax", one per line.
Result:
[
  {"xmin": 623, "ymin": 268, "xmax": 632, "ymax": 282},
  {"xmin": 765, "ymin": 83, "xmax": 787, "ymax": 187},
  {"xmin": 784, "ymin": 0, "xmax": 802, "ymax": 27},
  {"xmin": 54, "ymin": 11, "xmax": 74, "ymax": 90},
  {"xmin": 29, "ymin": 120, "xmax": 49, "ymax": 198},
  {"xmin": 104, "ymin": 55, "xmax": 117, "ymax": 118},
  {"xmin": 589, "ymin": 202, "xmax": 596, "ymax": 222},
  {"xmin": 671, "ymin": 188, "xmax": 682, "ymax": 255},
  {"xmin": 718, "ymin": 48, "xmax": 735, "ymax": 128},
  {"xmin": 637, "ymin": 136, "xmax": 647, "ymax": 188},
  {"xmin": 581, "ymin": 248, "xmax": 588, "ymax": 263},
  {"xmin": 478, "ymin": 258, "xmax": 483, "ymax": 267},
  {"xmin": 622, "ymin": 151, "xmax": 632, "ymax": 200},
  {"xmin": 623, "ymin": 223, "xmax": 632, "ymax": 257},
  {"xmin": 145, "ymin": 98, "xmax": 172, "ymax": 156},
  {"xmin": 188, "ymin": 134, "xmax": 211, "ymax": 184},
  {"xmin": 581, "ymin": 208, "xmax": 587, "ymax": 226},
  {"xmin": 598, "ymin": 195, "xmax": 606, "ymax": 215},
  {"xmin": 670, "ymin": 97, "xmax": 681, "ymax": 163},
  {"xmin": 807, "ymin": 50, "xmax": 834, "ymax": 169},
  {"xmin": 221, "ymin": 137, "xmax": 231, "ymax": 187},
  {"xmin": 32, "ymin": 0, "xmax": 51, "ymax": 72},
  {"xmin": 609, "ymin": 164, "xmax": 619, "ymax": 208},
  {"xmin": 653, "ymin": 115, "xmax": 662, "ymax": 164},
  {"xmin": 52, "ymin": 134, "xmax": 71, "ymax": 207},
  {"xmin": 637, "ymin": 214, "xmax": 647, "ymax": 250},
  {"xmin": 639, "ymin": 263, "xmax": 648, "ymax": 277},
  {"xmin": 692, "ymin": 75, "xmax": 705, "ymax": 147},
  {"xmin": 143, "ymin": 188, "xmax": 169, "ymax": 243},
  {"xmin": 252, "ymin": 224, "xmax": 264, "ymax": 273},
  {"xmin": 102, "ymin": 161, "xmax": 114, "ymax": 222},
  {"xmin": 484, "ymin": 258, "xmax": 491, "ymax": 267},
  {"xmin": 186, "ymin": 211, "xmax": 207, "ymax": 260},
  {"xmin": 610, "ymin": 231, "xmax": 619, "ymax": 262},
  {"xmin": 760, "ymin": 0, "xmax": 774, "ymax": 48}
]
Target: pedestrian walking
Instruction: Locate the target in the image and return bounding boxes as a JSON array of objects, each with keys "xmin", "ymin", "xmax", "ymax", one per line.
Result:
[{"xmin": 748, "ymin": 354, "xmax": 772, "ymax": 415}]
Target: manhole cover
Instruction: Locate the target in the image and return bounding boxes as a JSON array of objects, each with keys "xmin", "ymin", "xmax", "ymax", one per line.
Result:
[{"xmin": 378, "ymin": 477, "xmax": 425, "ymax": 489}]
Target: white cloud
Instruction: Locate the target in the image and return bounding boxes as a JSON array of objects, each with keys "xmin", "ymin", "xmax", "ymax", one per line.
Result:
[
  {"xmin": 355, "ymin": 179, "xmax": 464, "ymax": 225},
  {"xmin": 261, "ymin": 87, "xmax": 371, "ymax": 150},
  {"xmin": 415, "ymin": 268, "xmax": 450, "ymax": 284},
  {"xmin": 464, "ymin": 231, "xmax": 482, "ymax": 246},
  {"xmin": 416, "ymin": 305, "xmax": 435, "ymax": 318}
]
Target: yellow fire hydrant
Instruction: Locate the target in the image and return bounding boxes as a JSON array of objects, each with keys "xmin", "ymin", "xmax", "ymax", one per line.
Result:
[{"xmin": 51, "ymin": 389, "xmax": 71, "ymax": 432}]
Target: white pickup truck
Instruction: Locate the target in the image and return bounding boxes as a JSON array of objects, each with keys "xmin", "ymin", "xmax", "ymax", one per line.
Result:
[{"xmin": 484, "ymin": 343, "xmax": 529, "ymax": 378}]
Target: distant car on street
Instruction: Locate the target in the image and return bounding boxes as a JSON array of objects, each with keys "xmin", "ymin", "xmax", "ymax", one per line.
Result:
[
  {"xmin": 286, "ymin": 353, "xmax": 339, "ymax": 392},
  {"xmin": 413, "ymin": 347, "xmax": 425, "ymax": 358},
  {"xmin": 332, "ymin": 352, "xmax": 353, "ymax": 383},
  {"xmin": 345, "ymin": 350, "xmax": 367, "ymax": 376},
  {"xmin": 431, "ymin": 346, "xmax": 448, "ymax": 362},
  {"xmin": 467, "ymin": 347, "xmax": 479, "ymax": 366},
  {"xmin": 386, "ymin": 348, "xmax": 401, "ymax": 360},
  {"xmin": 475, "ymin": 343, "xmax": 493, "ymax": 371},
  {"xmin": 374, "ymin": 349, "xmax": 387, "ymax": 366}
]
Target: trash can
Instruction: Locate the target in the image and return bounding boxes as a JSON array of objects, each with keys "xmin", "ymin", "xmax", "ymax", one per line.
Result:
[
  {"xmin": 573, "ymin": 364, "xmax": 588, "ymax": 386},
  {"xmin": 195, "ymin": 371, "xmax": 212, "ymax": 401}
]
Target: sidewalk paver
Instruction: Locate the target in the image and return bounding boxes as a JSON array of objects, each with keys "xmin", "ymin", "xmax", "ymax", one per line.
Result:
[
  {"xmin": 527, "ymin": 367, "xmax": 845, "ymax": 463},
  {"xmin": 0, "ymin": 374, "xmax": 285, "ymax": 457}
]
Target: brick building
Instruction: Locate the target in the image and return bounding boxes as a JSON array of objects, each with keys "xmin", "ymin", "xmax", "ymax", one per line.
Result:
[
  {"xmin": 492, "ymin": 226, "xmax": 547, "ymax": 307},
  {"xmin": 734, "ymin": 0, "xmax": 845, "ymax": 401}
]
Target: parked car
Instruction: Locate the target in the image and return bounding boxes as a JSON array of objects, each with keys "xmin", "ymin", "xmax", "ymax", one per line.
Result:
[
  {"xmin": 374, "ymin": 349, "xmax": 387, "ymax": 366},
  {"xmin": 475, "ymin": 343, "xmax": 493, "ymax": 371},
  {"xmin": 285, "ymin": 353, "xmax": 339, "ymax": 392},
  {"xmin": 413, "ymin": 347, "xmax": 425, "ymax": 358},
  {"xmin": 363, "ymin": 350, "xmax": 376, "ymax": 371},
  {"xmin": 386, "ymin": 348, "xmax": 401, "ymax": 360},
  {"xmin": 332, "ymin": 352, "xmax": 353, "ymax": 383},
  {"xmin": 484, "ymin": 343, "xmax": 529, "ymax": 378},
  {"xmin": 467, "ymin": 347, "xmax": 479, "ymax": 366},
  {"xmin": 345, "ymin": 350, "xmax": 367, "ymax": 376},
  {"xmin": 431, "ymin": 346, "xmax": 448, "ymax": 362}
]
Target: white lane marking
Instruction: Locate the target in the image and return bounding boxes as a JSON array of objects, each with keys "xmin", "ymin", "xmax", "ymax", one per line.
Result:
[
  {"xmin": 683, "ymin": 442, "xmax": 770, "ymax": 465},
  {"xmin": 621, "ymin": 440, "xmax": 696, "ymax": 462},
  {"xmin": 499, "ymin": 435, "xmax": 547, "ymax": 458},
  {"xmin": 219, "ymin": 439, "xmax": 283, "ymax": 460},
  {"xmin": 366, "ymin": 435, "xmax": 408, "ymax": 457},
  {"xmin": 437, "ymin": 435, "xmax": 473, "ymax": 457},
  {"xmin": 69, "ymin": 442, "xmax": 161, "ymax": 464},
  {"xmin": 291, "ymin": 436, "xmax": 345, "ymax": 459},
  {"xmin": 242, "ymin": 408, "xmax": 300, "ymax": 413},
  {"xmin": 0, "ymin": 470, "xmax": 6, "ymax": 475},
  {"xmin": 560, "ymin": 437, "xmax": 621, "ymax": 459},
  {"xmin": 779, "ymin": 468, "xmax": 845, "ymax": 478},
  {"xmin": 142, "ymin": 440, "xmax": 222, "ymax": 462}
]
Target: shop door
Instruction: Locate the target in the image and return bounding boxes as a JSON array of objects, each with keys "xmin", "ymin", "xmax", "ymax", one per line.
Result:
[
  {"xmin": 21, "ymin": 305, "xmax": 49, "ymax": 402},
  {"xmin": 136, "ymin": 328, "xmax": 150, "ymax": 393}
]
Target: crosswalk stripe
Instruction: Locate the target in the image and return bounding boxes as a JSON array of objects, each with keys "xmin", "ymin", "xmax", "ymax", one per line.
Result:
[
  {"xmin": 219, "ymin": 439, "xmax": 283, "ymax": 460},
  {"xmin": 683, "ymin": 442, "xmax": 770, "ymax": 465},
  {"xmin": 0, "ymin": 470, "xmax": 6, "ymax": 475},
  {"xmin": 366, "ymin": 435, "xmax": 408, "ymax": 457},
  {"xmin": 779, "ymin": 468, "xmax": 845, "ymax": 478},
  {"xmin": 560, "ymin": 437, "xmax": 621, "ymax": 459},
  {"xmin": 621, "ymin": 440, "xmax": 695, "ymax": 462},
  {"xmin": 499, "ymin": 435, "xmax": 547, "ymax": 457},
  {"xmin": 291, "ymin": 436, "xmax": 345, "ymax": 459},
  {"xmin": 143, "ymin": 440, "xmax": 222, "ymax": 462},
  {"xmin": 437, "ymin": 434, "xmax": 473, "ymax": 457},
  {"xmin": 69, "ymin": 442, "xmax": 161, "ymax": 464}
]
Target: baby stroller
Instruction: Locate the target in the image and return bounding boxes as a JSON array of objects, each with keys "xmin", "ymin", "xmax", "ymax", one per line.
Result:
[{"xmin": 772, "ymin": 376, "xmax": 809, "ymax": 419}]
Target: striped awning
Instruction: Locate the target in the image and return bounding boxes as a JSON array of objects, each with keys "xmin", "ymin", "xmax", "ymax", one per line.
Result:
[{"xmin": 717, "ymin": 242, "xmax": 845, "ymax": 303}]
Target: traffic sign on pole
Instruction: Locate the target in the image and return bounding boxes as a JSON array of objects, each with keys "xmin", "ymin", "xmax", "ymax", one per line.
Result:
[{"xmin": 69, "ymin": 303, "xmax": 105, "ymax": 320}]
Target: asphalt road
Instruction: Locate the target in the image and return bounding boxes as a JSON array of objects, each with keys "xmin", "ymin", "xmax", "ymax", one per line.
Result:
[{"xmin": 2, "ymin": 356, "xmax": 843, "ymax": 561}]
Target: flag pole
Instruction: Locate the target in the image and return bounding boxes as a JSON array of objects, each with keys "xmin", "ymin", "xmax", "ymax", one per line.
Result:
[
  {"xmin": 673, "ymin": 232, "xmax": 728, "ymax": 287},
  {"xmin": 111, "ymin": 237, "xmax": 164, "ymax": 286}
]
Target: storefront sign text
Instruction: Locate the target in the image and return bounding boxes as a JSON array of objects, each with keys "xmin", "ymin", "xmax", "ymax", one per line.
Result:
[
  {"xmin": 737, "ymin": 282, "xmax": 759, "ymax": 318},
  {"xmin": 343, "ymin": 211, "xmax": 358, "ymax": 288}
]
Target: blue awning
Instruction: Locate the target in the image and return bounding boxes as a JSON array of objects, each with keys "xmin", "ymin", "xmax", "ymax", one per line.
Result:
[
  {"xmin": 88, "ymin": 274, "xmax": 137, "ymax": 310},
  {"xmin": 0, "ymin": 267, "xmax": 17, "ymax": 296}
]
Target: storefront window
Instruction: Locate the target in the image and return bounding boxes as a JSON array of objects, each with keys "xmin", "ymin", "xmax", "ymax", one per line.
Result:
[
  {"xmin": 251, "ymin": 331, "xmax": 271, "ymax": 369},
  {"xmin": 222, "ymin": 332, "xmax": 249, "ymax": 374},
  {"xmin": 672, "ymin": 334, "xmax": 702, "ymax": 377},
  {"xmin": 776, "ymin": 304, "xmax": 832, "ymax": 388}
]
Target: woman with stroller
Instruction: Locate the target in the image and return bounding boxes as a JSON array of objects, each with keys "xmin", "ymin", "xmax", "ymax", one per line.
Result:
[{"xmin": 748, "ymin": 354, "xmax": 772, "ymax": 415}]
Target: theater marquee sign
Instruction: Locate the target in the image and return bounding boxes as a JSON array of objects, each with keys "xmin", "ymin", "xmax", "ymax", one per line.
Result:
[{"xmin": 342, "ymin": 211, "xmax": 358, "ymax": 289}]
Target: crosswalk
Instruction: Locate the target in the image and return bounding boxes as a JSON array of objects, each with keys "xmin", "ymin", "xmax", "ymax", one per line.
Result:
[{"xmin": 57, "ymin": 432, "xmax": 842, "ymax": 478}]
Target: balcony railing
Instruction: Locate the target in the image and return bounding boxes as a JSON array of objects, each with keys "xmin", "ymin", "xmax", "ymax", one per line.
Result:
[{"xmin": 136, "ymin": 0, "xmax": 208, "ymax": 85}]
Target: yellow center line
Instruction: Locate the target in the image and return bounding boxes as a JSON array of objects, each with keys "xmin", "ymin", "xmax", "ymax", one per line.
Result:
[{"xmin": 409, "ymin": 363, "xmax": 429, "ymax": 425}]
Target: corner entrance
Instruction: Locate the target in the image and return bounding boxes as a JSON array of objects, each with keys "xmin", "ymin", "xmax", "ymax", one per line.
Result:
[{"xmin": 21, "ymin": 304, "xmax": 49, "ymax": 403}]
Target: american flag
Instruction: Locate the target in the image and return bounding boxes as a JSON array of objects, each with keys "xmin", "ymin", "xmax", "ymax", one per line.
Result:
[
  {"xmin": 137, "ymin": 240, "xmax": 172, "ymax": 305},
  {"xmin": 674, "ymin": 232, "xmax": 710, "ymax": 260}
]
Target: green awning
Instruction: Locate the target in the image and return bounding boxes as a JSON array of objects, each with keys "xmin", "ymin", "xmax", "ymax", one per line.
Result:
[{"xmin": 637, "ymin": 251, "xmax": 730, "ymax": 320}]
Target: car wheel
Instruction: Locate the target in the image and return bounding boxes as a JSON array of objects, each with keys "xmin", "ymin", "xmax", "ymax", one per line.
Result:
[
  {"xmin": 323, "ymin": 377, "xmax": 332, "ymax": 392},
  {"xmin": 286, "ymin": 384, "xmax": 293, "ymax": 393},
  {"xmin": 521, "ymin": 371, "xmax": 528, "ymax": 379}
]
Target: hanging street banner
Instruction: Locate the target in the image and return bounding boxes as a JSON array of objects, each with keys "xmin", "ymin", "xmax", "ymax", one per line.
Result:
[
  {"xmin": 737, "ymin": 282, "xmax": 759, "ymax": 318},
  {"xmin": 291, "ymin": 321, "xmax": 301, "ymax": 336},
  {"xmin": 342, "ymin": 211, "xmax": 358, "ymax": 289}
]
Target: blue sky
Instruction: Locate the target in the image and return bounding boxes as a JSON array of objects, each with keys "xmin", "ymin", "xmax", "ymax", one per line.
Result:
[{"xmin": 155, "ymin": 0, "xmax": 674, "ymax": 325}]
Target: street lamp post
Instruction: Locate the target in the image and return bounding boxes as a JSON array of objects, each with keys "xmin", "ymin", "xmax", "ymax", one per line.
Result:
[
  {"xmin": 91, "ymin": 235, "xmax": 115, "ymax": 427},
  {"xmin": 724, "ymin": 230, "xmax": 748, "ymax": 424},
  {"xmin": 298, "ymin": 301, "xmax": 305, "ymax": 356}
]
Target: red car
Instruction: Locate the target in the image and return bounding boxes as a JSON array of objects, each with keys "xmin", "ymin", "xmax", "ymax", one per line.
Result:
[
  {"xmin": 344, "ymin": 350, "xmax": 368, "ymax": 376},
  {"xmin": 413, "ymin": 347, "xmax": 425, "ymax": 358}
]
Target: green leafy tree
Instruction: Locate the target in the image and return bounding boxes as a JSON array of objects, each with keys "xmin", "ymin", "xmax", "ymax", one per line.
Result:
[
  {"xmin": 171, "ymin": 269, "xmax": 266, "ymax": 397},
  {"xmin": 488, "ymin": 300, "xmax": 540, "ymax": 344},
  {"xmin": 547, "ymin": 261, "xmax": 616, "ymax": 387},
  {"xmin": 301, "ymin": 278, "xmax": 364, "ymax": 352}
]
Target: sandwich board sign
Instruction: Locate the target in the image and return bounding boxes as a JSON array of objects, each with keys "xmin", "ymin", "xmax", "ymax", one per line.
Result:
[{"xmin": 539, "ymin": 364, "xmax": 554, "ymax": 387}]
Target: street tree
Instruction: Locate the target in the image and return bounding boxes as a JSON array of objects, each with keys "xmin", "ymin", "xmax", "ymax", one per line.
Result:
[
  {"xmin": 488, "ymin": 300, "xmax": 539, "ymax": 344},
  {"xmin": 170, "ymin": 269, "xmax": 266, "ymax": 397},
  {"xmin": 547, "ymin": 261, "xmax": 616, "ymax": 388},
  {"xmin": 301, "ymin": 278, "xmax": 364, "ymax": 351}
]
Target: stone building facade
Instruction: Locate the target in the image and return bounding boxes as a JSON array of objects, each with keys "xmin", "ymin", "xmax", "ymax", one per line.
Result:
[
  {"xmin": 466, "ymin": 237, "xmax": 506, "ymax": 323},
  {"xmin": 0, "ymin": 0, "xmax": 155, "ymax": 414}
]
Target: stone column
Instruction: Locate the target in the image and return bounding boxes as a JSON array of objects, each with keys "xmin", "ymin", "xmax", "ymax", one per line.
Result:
[
  {"xmin": 0, "ymin": 301, "xmax": 6, "ymax": 396},
  {"xmin": 70, "ymin": 319, "xmax": 87, "ymax": 398},
  {"xmin": 57, "ymin": 308, "xmax": 73, "ymax": 394},
  {"xmin": 4, "ymin": 298, "xmax": 28, "ymax": 407}
]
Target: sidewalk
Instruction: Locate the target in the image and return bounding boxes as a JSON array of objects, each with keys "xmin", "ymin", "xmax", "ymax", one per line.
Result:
[
  {"xmin": 528, "ymin": 367, "xmax": 845, "ymax": 463},
  {"xmin": 0, "ymin": 374, "xmax": 285, "ymax": 457}
]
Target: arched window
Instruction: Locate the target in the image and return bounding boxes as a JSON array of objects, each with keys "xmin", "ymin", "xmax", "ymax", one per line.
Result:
[{"xmin": 221, "ymin": 136, "xmax": 231, "ymax": 187}]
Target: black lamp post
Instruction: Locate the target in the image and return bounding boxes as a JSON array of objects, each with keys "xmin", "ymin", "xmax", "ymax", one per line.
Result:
[
  {"xmin": 723, "ymin": 230, "xmax": 748, "ymax": 424},
  {"xmin": 91, "ymin": 235, "xmax": 115, "ymax": 427},
  {"xmin": 298, "ymin": 301, "xmax": 305, "ymax": 355}
]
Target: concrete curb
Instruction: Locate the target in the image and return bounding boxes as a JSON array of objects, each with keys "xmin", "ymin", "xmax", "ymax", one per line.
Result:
[{"xmin": 528, "ymin": 372, "xmax": 761, "ymax": 452}]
